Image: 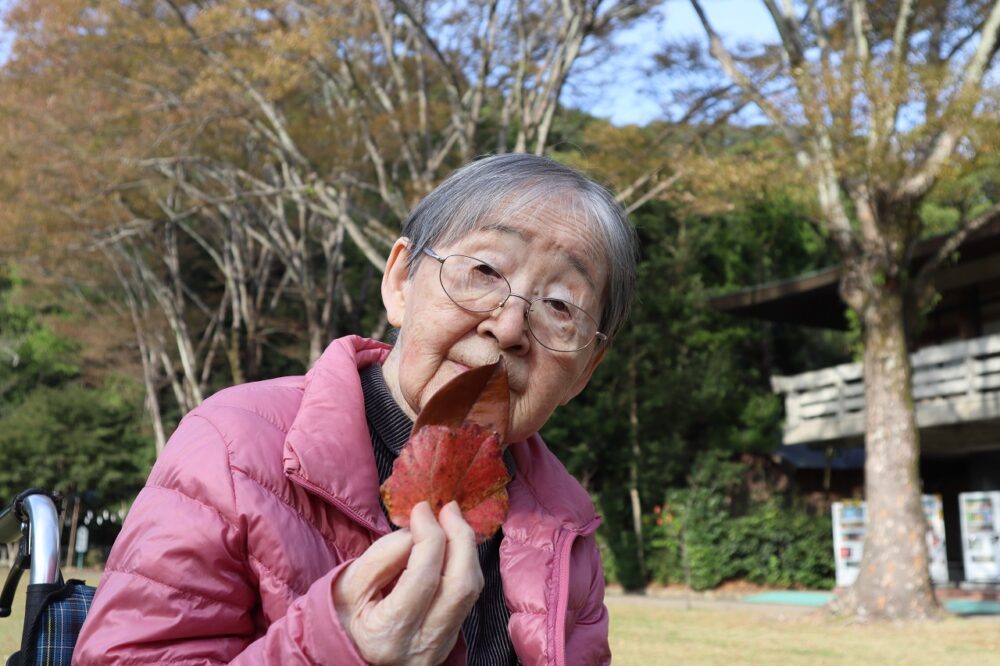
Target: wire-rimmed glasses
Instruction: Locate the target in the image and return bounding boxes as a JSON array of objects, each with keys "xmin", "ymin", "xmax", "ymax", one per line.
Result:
[{"xmin": 423, "ymin": 248, "xmax": 606, "ymax": 352}]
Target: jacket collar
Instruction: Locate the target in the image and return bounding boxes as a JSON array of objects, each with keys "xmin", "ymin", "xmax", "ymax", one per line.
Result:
[
  {"xmin": 282, "ymin": 335, "xmax": 597, "ymax": 535},
  {"xmin": 282, "ymin": 335, "xmax": 393, "ymax": 534},
  {"xmin": 506, "ymin": 434, "xmax": 598, "ymax": 532}
]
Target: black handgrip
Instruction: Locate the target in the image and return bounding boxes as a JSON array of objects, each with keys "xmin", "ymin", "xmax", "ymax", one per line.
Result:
[{"xmin": 0, "ymin": 539, "xmax": 28, "ymax": 618}]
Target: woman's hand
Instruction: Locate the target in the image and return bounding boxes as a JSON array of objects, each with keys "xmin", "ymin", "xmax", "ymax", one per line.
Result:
[{"xmin": 333, "ymin": 501, "xmax": 484, "ymax": 665}]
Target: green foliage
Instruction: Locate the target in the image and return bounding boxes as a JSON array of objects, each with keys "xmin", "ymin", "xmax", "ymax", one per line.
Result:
[
  {"xmin": 0, "ymin": 272, "xmax": 80, "ymax": 406},
  {"xmin": 727, "ymin": 500, "xmax": 834, "ymax": 590},
  {"xmin": 730, "ymin": 393, "xmax": 783, "ymax": 452},
  {"xmin": 0, "ymin": 269, "xmax": 152, "ymax": 511},
  {"xmin": 919, "ymin": 202, "xmax": 961, "ymax": 234},
  {"xmin": 646, "ymin": 453, "xmax": 834, "ymax": 591},
  {"xmin": 661, "ymin": 452, "xmax": 744, "ymax": 590},
  {"xmin": 594, "ymin": 491, "xmax": 648, "ymax": 592},
  {"xmin": 0, "ymin": 380, "xmax": 152, "ymax": 504},
  {"xmin": 844, "ymin": 309, "xmax": 865, "ymax": 361},
  {"xmin": 544, "ymin": 194, "xmax": 849, "ymax": 588}
]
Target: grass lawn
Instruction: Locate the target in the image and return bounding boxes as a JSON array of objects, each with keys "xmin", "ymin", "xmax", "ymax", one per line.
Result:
[
  {"xmin": 608, "ymin": 594, "xmax": 1000, "ymax": 665},
  {"xmin": 2, "ymin": 572, "xmax": 998, "ymax": 664}
]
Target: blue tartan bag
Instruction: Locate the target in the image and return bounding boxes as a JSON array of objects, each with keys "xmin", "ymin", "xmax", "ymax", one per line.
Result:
[{"xmin": 8, "ymin": 579, "xmax": 96, "ymax": 666}]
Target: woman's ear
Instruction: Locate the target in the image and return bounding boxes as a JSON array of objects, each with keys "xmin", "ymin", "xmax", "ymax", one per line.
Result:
[{"xmin": 381, "ymin": 238, "xmax": 411, "ymax": 327}]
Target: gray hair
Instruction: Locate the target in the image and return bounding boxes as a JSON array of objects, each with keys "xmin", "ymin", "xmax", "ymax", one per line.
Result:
[{"xmin": 401, "ymin": 153, "xmax": 637, "ymax": 342}]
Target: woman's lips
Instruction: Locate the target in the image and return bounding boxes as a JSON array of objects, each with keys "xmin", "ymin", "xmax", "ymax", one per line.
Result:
[{"xmin": 453, "ymin": 358, "xmax": 522, "ymax": 393}]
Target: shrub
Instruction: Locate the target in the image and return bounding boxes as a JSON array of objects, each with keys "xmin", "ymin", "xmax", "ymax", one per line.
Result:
[
  {"xmin": 645, "ymin": 453, "xmax": 835, "ymax": 590},
  {"xmin": 728, "ymin": 499, "xmax": 834, "ymax": 589}
]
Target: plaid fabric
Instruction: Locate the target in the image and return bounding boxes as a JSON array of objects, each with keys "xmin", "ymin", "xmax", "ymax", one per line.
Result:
[{"xmin": 31, "ymin": 583, "xmax": 95, "ymax": 666}]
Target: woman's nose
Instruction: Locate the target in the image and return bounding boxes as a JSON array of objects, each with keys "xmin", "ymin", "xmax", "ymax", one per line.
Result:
[{"xmin": 479, "ymin": 295, "xmax": 531, "ymax": 352}]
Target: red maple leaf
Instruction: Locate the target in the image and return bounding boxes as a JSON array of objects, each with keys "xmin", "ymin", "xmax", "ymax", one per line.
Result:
[{"xmin": 381, "ymin": 360, "xmax": 511, "ymax": 543}]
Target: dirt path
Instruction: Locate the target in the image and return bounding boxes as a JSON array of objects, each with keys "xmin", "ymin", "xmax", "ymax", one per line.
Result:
[
  {"xmin": 605, "ymin": 591, "xmax": 817, "ymax": 616},
  {"xmin": 606, "ymin": 590, "xmax": 1000, "ymax": 623}
]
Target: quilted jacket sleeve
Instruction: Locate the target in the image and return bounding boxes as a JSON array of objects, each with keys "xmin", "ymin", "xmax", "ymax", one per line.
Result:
[{"xmin": 73, "ymin": 414, "xmax": 367, "ymax": 665}]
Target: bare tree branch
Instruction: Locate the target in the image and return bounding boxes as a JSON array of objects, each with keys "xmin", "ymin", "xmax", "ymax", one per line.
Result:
[
  {"xmin": 689, "ymin": 0, "xmax": 804, "ymax": 154},
  {"xmin": 691, "ymin": 0, "xmax": 858, "ymax": 256},
  {"xmin": 624, "ymin": 173, "xmax": 683, "ymax": 214},
  {"xmin": 914, "ymin": 201, "xmax": 1000, "ymax": 297},
  {"xmin": 900, "ymin": 0, "xmax": 1000, "ymax": 199}
]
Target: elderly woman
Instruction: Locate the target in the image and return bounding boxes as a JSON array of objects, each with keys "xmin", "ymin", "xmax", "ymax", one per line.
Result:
[{"xmin": 75, "ymin": 154, "xmax": 637, "ymax": 665}]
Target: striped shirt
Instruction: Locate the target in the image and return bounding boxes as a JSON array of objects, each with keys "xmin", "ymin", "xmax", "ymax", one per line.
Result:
[{"xmin": 360, "ymin": 363, "xmax": 520, "ymax": 666}]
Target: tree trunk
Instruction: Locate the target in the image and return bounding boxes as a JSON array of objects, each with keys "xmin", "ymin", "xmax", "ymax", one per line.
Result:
[
  {"xmin": 143, "ymin": 352, "xmax": 168, "ymax": 456},
  {"xmin": 64, "ymin": 495, "xmax": 81, "ymax": 570},
  {"xmin": 627, "ymin": 356, "xmax": 647, "ymax": 584},
  {"xmin": 829, "ymin": 288, "xmax": 941, "ymax": 620}
]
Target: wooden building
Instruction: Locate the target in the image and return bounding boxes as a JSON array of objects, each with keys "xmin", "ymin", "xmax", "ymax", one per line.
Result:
[{"xmin": 712, "ymin": 218, "xmax": 1000, "ymax": 582}]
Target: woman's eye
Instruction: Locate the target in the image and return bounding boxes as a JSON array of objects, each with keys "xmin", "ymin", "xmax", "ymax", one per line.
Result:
[
  {"xmin": 543, "ymin": 299, "xmax": 572, "ymax": 317},
  {"xmin": 473, "ymin": 263, "xmax": 502, "ymax": 279}
]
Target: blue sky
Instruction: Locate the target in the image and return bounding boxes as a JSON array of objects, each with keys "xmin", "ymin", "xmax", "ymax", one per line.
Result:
[
  {"xmin": 569, "ymin": 0, "xmax": 777, "ymax": 125},
  {"xmin": 0, "ymin": 0, "xmax": 11, "ymax": 64},
  {"xmin": 0, "ymin": 0, "xmax": 776, "ymax": 126}
]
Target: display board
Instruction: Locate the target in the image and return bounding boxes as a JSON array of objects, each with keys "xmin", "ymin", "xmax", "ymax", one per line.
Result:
[{"xmin": 832, "ymin": 495, "xmax": 949, "ymax": 587}]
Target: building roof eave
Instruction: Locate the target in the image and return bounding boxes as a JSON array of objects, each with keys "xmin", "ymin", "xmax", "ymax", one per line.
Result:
[
  {"xmin": 709, "ymin": 215, "xmax": 1000, "ymax": 330},
  {"xmin": 709, "ymin": 265, "xmax": 847, "ymax": 329}
]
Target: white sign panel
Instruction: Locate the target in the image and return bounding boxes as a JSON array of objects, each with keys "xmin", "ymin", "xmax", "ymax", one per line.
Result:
[
  {"xmin": 832, "ymin": 494, "xmax": 949, "ymax": 587},
  {"xmin": 959, "ymin": 491, "xmax": 1000, "ymax": 583}
]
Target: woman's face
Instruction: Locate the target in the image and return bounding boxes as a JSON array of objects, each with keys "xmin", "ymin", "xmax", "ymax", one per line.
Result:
[{"xmin": 380, "ymin": 201, "xmax": 608, "ymax": 443}]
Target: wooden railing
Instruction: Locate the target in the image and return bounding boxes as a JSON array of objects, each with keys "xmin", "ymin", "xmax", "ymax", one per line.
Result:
[{"xmin": 771, "ymin": 333, "xmax": 1000, "ymax": 445}]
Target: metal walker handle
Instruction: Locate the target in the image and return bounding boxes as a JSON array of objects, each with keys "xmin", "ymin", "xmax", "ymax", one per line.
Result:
[{"xmin": 0, "ymin": 490, "xmax": 63, "ymax": 617}]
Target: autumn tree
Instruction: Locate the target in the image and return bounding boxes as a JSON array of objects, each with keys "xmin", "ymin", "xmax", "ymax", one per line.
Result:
[
  {"xmin": 550, "ymin": 95, "xmax": 829, "ymax": 583},
  {"xmin": 0, "ymin": 0, "xmax": 653, "ymax": 452},
  {"xmin": 679, "ymin": 0, "xmax": 1000, "ymax": 620}
]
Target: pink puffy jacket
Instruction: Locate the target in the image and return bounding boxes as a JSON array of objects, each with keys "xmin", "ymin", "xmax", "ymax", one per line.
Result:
[{"xmin": 74, "ymin": 336, "xmax": 611, "ymax": 665}]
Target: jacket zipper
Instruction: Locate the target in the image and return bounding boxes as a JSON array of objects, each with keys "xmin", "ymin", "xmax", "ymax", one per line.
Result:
[{"xmin": 550, "ymin": 515, "xmax": 602, "ymax": 666}]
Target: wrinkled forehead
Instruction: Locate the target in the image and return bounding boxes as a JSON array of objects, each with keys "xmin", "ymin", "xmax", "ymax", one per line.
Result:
[{"xmin": 426, "ymin": 184, "xmax": 610, "ymax": 277}]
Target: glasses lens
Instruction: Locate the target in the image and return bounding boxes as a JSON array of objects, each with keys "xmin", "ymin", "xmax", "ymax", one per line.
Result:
[
  {"xmin": 440, "ymin": 255, "xmax": 510, "ymax": 311},
  {"xmin": 527, "ymin": 299, "xmax": 599, "ymax": 352}
]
